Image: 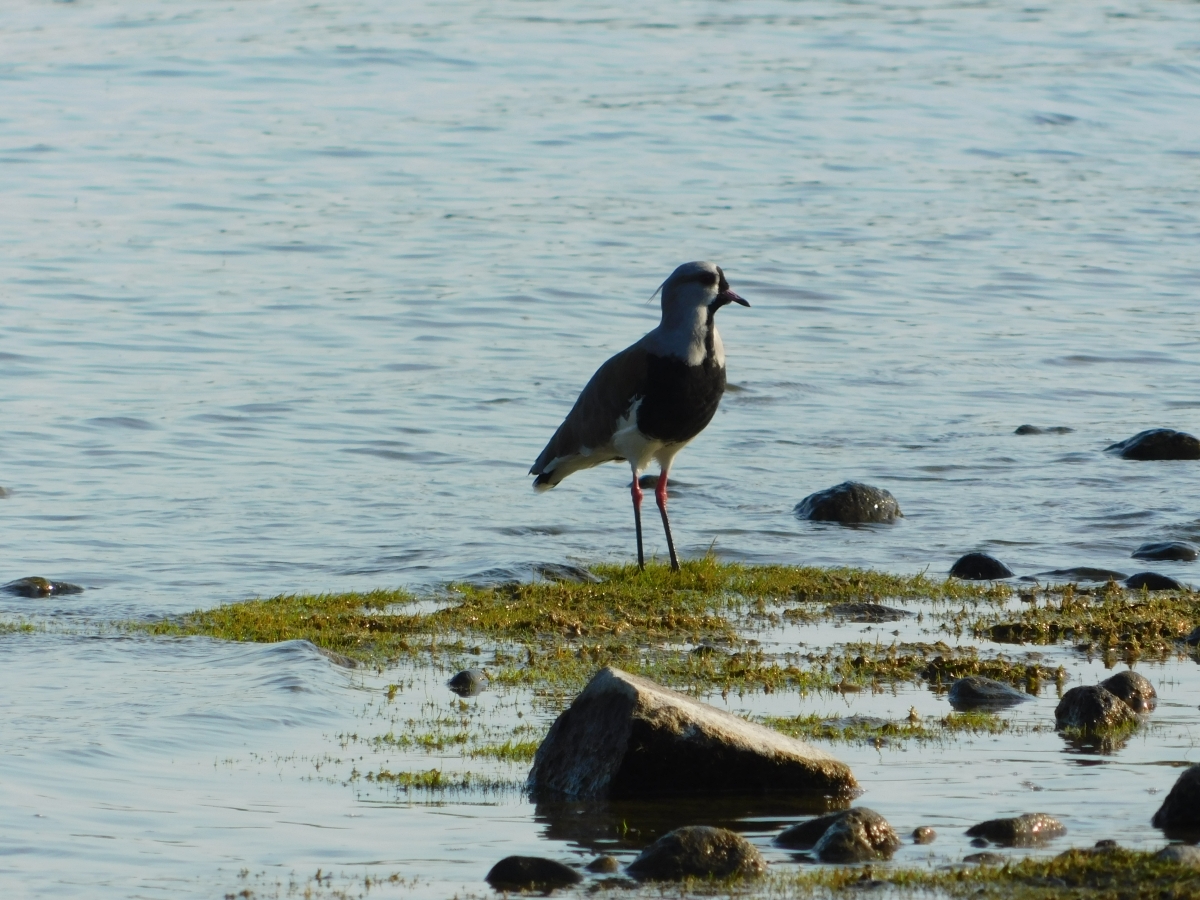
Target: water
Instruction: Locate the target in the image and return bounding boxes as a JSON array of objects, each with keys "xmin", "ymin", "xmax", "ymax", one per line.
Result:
[{"xmin": 2, "ymin": 0, "xmax": 1200, "ymax": 895}]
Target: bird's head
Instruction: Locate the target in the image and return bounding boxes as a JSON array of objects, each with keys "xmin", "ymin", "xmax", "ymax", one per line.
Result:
[{"xmin": 658, "ymin": 261, "xmax": 750, "ymax": 322}]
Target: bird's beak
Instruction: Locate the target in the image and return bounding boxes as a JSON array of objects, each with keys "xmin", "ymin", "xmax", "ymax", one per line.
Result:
[{"xmin": 718, "ymin": 289, "xmax": 750, "ymax": 308}]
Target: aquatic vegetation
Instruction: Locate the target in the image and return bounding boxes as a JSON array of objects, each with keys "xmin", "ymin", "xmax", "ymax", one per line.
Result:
[{"xmin": 760, "ymin": 710, "xmax": 1028, "ymax": 745}]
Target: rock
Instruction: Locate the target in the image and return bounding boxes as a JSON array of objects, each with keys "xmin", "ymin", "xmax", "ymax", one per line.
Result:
[
  {"xmin": 1106, "ymin": 429, "xmax": 1200, "ymax": 461},
  {"xmin": 1015, "ymin": 425, "xmax": 1073, "ymax": 435},
  {"xmin": 794, "ymin": 482, "xmax": 902, "ymax": 525},
  {"xmin": 1152, "ymin": 766, "xmax": 1200, "ymax": 835},
  {"xmin": 448, "ymin": 668, "xmax": 488, "ymax": 697},
  {"xmin": 1100, "ymin": 671, "xmax": 1157, "ymax": 713},
  {"xmin": 1054, "ymin": 685, "xmax": 1137, "ymax": 732},
  {"xmin": 690, "ymin": 643, "xmax": 721, "ymax": 656},
  {"xmin": 586, "ymin": 855, "xmax": 621, "ymax": 873},
  {"xmin": 966, "ymin": 813, "xmax": 1066, "ymax": 847},
  {"xmin": 535, "ymin": 563, "xmax": 601, "ymax": 584},
  {"xmin": 485, "ymin": 856, "xmax": 581, "ymax": 891},
  {"xmin": 963, "ymin": 851, "xmax": 1006, "ymax": 865},
  {"xmin": 1186, "ymin": 626, "xmax": 1200, "ymax": 646},
  {"xmin": 1157, "ymin": 844, "xmax": 1200, "ymax": 867},
  {"xmin": 1093, "ymin": 839, "xmax": 1119, "ymax": 851},
  {"xmin": 1035, "ymin": 567, "xmax": 1126, "ymax": 583},
  {"xmin": 527, "ymin": 667, "xmax": 857, "ymax": 800},
  {"xmin": 1134, "ymin": 541, "xmax": 1199, "ymax": 563},
  {"xmin": 1126, "ymin": 572, "xmax": 1186, "ymax": 592},
  {"xmin": 314, "ymin": 646, "xmax": 358, "ymax": 668},
  {"xmin": 812, "ymin": 808, "xmax": 901, "ymax": 862},
  {"xmin": 950, "ymin": 553, "xmax": 1014, "ymax": 580},
  {"xmin": 0, "ymin": 486, "xmax": 10, "ymax": 498},
  {"xmin": 829, "ymin": 602, "xmax": 911, "ymax": 622},
  {"xmin": 947, "ymin": 676, "xmax": 1031, "ymax": 710},
  {"xmin": 626, "ymin": 826, "xmax": 765, "ymax": 881},
  {"xmin": 775, "ymin": 811, "xmax": 851, "ymax": 849},
  {"xmin": 1, "ymin": 577, "xmax": 84, "ymax": 598},
  {"xmin": 912, "ymin": 826, "xmax": 936, "ymax": 844}
]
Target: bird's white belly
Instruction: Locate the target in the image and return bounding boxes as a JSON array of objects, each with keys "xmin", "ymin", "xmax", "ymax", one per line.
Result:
[{"xmin": 612, "ymin": 398, "xmax": 667, "ymax": 474}]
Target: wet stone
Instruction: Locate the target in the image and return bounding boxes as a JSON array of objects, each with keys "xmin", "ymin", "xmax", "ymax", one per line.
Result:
[
  {"xmin": 626, "ymin": 826, "xmax": 765, "ymax": 881},
  {"xmin": 1152, "ymin": 766, "xmax": 1200, "ymax": 836},
  {"xmin": 585, "ymin": 855, "xmax": 621, "ymax": 874},
  {"xmin": 1185, "ymin": 627, "xmax": 1200, "ymax": 647},
  {"xmin": 947, "ymin": 676, "xmax": 1031, "ymax": 710},
  {"xmin": 1157, "ymin": 845, "xmax": 1200, "ymax": 868},
  {"xmin": 794, "ymin": 481, "xmax": 902, "ymax": 525},
  {"xmin": 1126, "ymin": 572, "xmax": 1187, "ymax": 592},
  {"xmin": 1133, "ymin": 541, "xmax": 1199, "ymax": 563},
  {"xmin": 1055, "ymin": 685, "xmax": 1137, "ymax": 732},
  {"xmin": 485, "ymin": 856, "xmax": 582, "ymax": 891},
  {"xmin": 775, "ymin": 811, "xmax": 850, "ymax": 850},
  {"xmin": 813, "ymin": 808, "xmax": 901, "ymax": 863},
  {"xmin": 912, "ymin": 826, "xmax": 936, "ymax": 844},
  {"xmin": 535, "ymin": 563, "xmax": 601, "ymax": 584},
  {"xmin": 949, "ymin": 552, "xmax": 1014, "ymax": 580},
  {"xmin": 829, "ymin": 602, "xmax": 911, "ymax": 622},
  {"xmin": 1100, "ymin": 670, "xmax": 1157, "ymax": 713},
  {"xmin": 1105, "ymin": 428, "xmax": 1200, "ymax": 461},
  {"xmin": 966, "ymin": 813, "xmax": 1066, "ymax": 847},
  {"xmin": 448, "ymin": 668, "xmax": 488, "ymax": 697},
  {"xmin": 963, "ymin": 851, "xmax": 1006, "ymax": 865},
  {"xmin": 1, "ymin": 577, "xmax": 84, "ymax": 598},
  {"xmin": 1015, "ymin": 425, "xmax": 1073, "ymax": 435},
  {"xmin": 1034, "ymin": 567, "xmax": 1126, "ymax": 583}
]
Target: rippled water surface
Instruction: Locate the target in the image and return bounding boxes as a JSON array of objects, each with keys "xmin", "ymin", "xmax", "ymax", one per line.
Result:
[{"xmin": 3, "ymin": 0, "xmax": 1200, "ymax": 896}]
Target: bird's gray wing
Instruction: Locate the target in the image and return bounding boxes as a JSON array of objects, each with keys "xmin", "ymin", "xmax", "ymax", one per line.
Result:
[{"xmin": 530, "ymin": 343, "xmax": 649, "ymax": 477}]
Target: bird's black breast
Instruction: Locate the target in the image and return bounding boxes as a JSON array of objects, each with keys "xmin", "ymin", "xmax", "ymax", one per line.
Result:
[{"xmin": 636, "ymin": 355, "xmax": 726, "ymax": 443}]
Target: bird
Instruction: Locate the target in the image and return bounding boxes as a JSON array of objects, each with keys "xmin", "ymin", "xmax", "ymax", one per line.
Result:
[{"xmin": 529, "ymin": 261, "xmax": 749, "ymax": 571}]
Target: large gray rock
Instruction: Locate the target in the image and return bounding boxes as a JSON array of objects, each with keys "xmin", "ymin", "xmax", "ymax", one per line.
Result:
[
  {"xmin": 1100, "ymin": 671, "xmax": 1156, "ymax": 713},
  {"xmin": 966, "ymin": 813, "xmax": 1066, "ymax": 847},
  {"xmin": 527, "ymin": 667, "xmax": 857, "ymax": 800},
  {"xmin": 812, "ymin": 808, "xmax": 901, "ymax": 862},
  {"xmin": 626, "ymin": 825, "xmax": 765, "ymax": 881},
  {"xmin": 1106, "ymin": 429, "xmax": 1200, "ymax": 461},
  {"xmin": 948, "ymin": 676, "xmax": 1031, "ymax": 710},
  {"xmin": 1152, "ymin": 766, "xmax": 1200, "ymax": 835},
  {"xmin": 1054, "ymin": 685, "xmax": 1138, "ymax": 732},
  {"xmin": 794, "ymin": 482, "xmax": 902, "ymax": 525}
]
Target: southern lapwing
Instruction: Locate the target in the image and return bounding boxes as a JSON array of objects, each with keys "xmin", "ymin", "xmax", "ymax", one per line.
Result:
[{"xmin": 529, "ymin": 261, "xmax": 749, "ymax": 570}]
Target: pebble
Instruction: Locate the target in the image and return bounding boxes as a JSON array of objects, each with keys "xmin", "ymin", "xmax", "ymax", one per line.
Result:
[
  {"xmin": 966, "ymin": 813, "xmax": 1066, "ymax": 847},
  {"xmin": 947, "ymin": 676, "xmax": 1031, "ymax": 710},
  {"xmin": 1126, "ymin": 572, "xmax": 1187, "ymax": 592},
  {"xmin": 626, "ymin": 825, "xmax": 766, "ymax": 881},
  {"xmin": 485, "ymin": 856, "xmax": 581, "ymax": 891},
  {"xmin": 794, "ymin": 481, "xmax": 902, "ymax": 525},
  {"xmin": 949, "ymin": 552, "xmax": 1014, "ymax": 580},
  {"xmin": 1133, "ymin": 541, "xmax": 1198, "ymax": 562},
  {"xmin": 1105, "ymin": 428, "xmax": 1200, "ymax": 461},
  {"xmin": 447, "ymin": 668, "xmax": 488, "ymax": 697},
  {"xmin": 585, "ymin": 855, "xmax": 621, "ymax": 873},
  {"xmin": 1, "ymin": 577, "xmax": 85, "ymax": 598},
  {"xmin": 912, "ymin": 826, "xmax": 936, "ymax": 844}
]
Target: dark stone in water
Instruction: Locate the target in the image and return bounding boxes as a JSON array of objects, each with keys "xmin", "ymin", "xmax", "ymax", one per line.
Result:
[
  {"xmin": 1, "ymin": 577, "xmax": 84, "ymax": 598},
  {"xmin": 947, "ymin": 676, "xmax": 1031, "ymax": 710},
  {"xmin": 1015, "ymin": 425, "xmax": 1074, "ymax": 435},
  {"xmin": 1054, "ymin": 685, "xmax": 1137, "ymax": 732},
  {"xmin": 1133, "ymin": 541, "xmax": 1198, "ymax": 562},
  {"xmin": 912, "ymin": 826, "xmax": 936, "ymax": 844},
  {"xmin": 950, "ymin": 553, "xmax": 1014, "ymax": 580},
  {"xmin": 690, "ymin": 643, "xmax": 722, "ymax": 656},
  {"xmin": 1126, "ymin": 572, "xmax": 1186, "ymax": 591},
  {"xmin": 1153, "ymin": 766, "xmax": 1200, "ymax": 836},
  {"xmin": 775, "ymin": 811, "xmax": 850, "ymax": 849},
  {"xmin": 586, "ymin": 855, "xmax": 621, "ymax": 873},
  {"xmin": 794, "ymin": 481, "xmax": 902, "ymax": 525},
  {"xmin": 526, "ymin": 667, "xmax": 857, "ymax": 801},
  {"xmin": 812, "ymin": 808, "xmax": 901, "ymax": 862},
  {"xmin": 485, "ymin": 856, "xmax": 581, "ymax": 891},
  {"xmin": 1100, "ymin": 671, "xmax": 1157, "ymax": 712},
  {"xmin": 1035, "ymin": 567, "xmax": 1126, "ymax": 583},
  {"xmin": 1106, "ymin": 428, "xmax": 1200, "ymax": 461},
  {"xmin": 963, "ymin": 851, "xmax": 1006, "ymax": 865},
  {"xmin": 829, "ymin": 602, "xmax": 911, "ymax": 622},
  {"xmin": 626, "ymin": 825, "xmax": 765, "ymax": 881},
  {"xmin": 966, "ymin": 813, "xmax": 1066, "ymax": 847},
  {"xmin": 448, "ymin": 668, "xmax": 488, "ymax": 696}
]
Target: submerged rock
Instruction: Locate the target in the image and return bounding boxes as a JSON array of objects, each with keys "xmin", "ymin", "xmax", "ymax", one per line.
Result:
[
  {"xmin": 1133, "ymin": 541, "xmax": 1199, "ymax": 563},
  {"xmin": 1034, "ymin": 567, "xmax": 1126, "ymax": 583},
  {"xmin": 1100, "ymin": 671, "xmax": 1157, "ymax": 713},
  {"xmin": 812, "ymin": 808, "xmax": 901, "ymax": 862},
  {"xmin": 527, "ymin": 667, "xmax": 857, "ymax": 800},
  {"xmin": 1126, "ymin": 572, "xmax": 1186, "ymax": 592},
  {"xmin": 947, "ymin": 676, "xmax": 1031, "ymax": 710},
  {"xmin": 829, "ymin": 602, "xmax": 911, "ymax": 622},
  {"xmin": 448, "ymin": 668, "xmax": 488, "ymax": 696},
  {"xmin": 966, "ymin": 813, "xmax": 1066, "ymax": 847},
  {"xmin": 1186, "ymin": 626, "xmax": 1200, "ymax": 647},
  {"xmin": 1106, "ymin": 429, "xmax": 1200, "ymax": 461},
  {"xmin": 1054, "ymin": 685, "xmax": 1137, "ymax": 732},
  {"xmin": 950, "ymin": 553, "xmax": 1014, "ymax": 580},
  {"xmin": 1152, "ymin": 766, "xmax": 1200, "ymax": 835},
  {"xmin": 963, "ymin": 851, "xmax": 1006, "ymax": 865},
  {"xmin": 1, "ymin": 577, "xmax": 84, "ymax": 598},
  {"xmin": 485, "ymin": 856, "xmax": 581, "ymax": 891},
  {"xmin": 626, "ymin": 826, "xmax": 765, "ymax": 881},
  {"xmin": 794, "ymin": 482, "xmax": 902, "ymax": 525},
  {"xmin": 1014, "ymin": 425, "xmax": 1074, "ymax": 435},
  {"xmin": 775, "ymin": 811, "xmax": 851, "ymax": 849},
  {"xmin": 912, "ymin": 826, "xmax": 936, "ymax": 844}
]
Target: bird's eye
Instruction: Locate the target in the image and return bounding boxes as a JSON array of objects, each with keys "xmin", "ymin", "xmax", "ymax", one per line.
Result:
[{"xmin": 699, "ymin": 272, "xmax": 717, "ymax": 286}]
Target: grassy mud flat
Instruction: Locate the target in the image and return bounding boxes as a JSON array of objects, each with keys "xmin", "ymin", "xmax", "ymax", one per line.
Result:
[{"xmin": 127, "ymin": 560, "xmax": 1200, "ymax": 898}]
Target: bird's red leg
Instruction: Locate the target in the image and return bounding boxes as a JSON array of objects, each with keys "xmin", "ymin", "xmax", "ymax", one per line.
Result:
[
  {"xmin": 631, "ymin": 470, "xmax": 645, "ymax": 570},
  {"xmin": 655, "ymin": 470, "xmax": 679, "ymax": 571}
]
